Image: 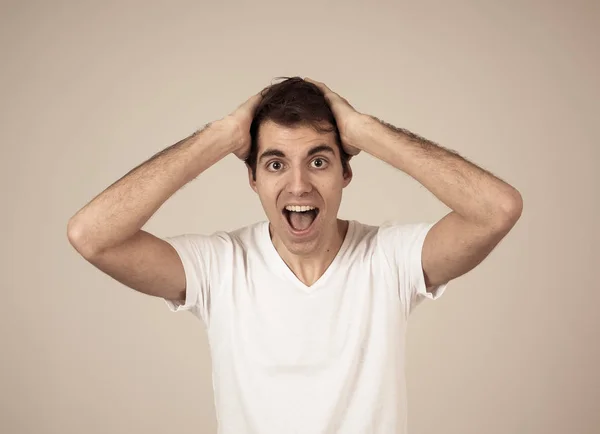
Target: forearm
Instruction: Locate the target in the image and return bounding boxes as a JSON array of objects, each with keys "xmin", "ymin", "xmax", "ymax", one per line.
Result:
[
  {"xmin": 67, "ymin": 120, "xmax": 236, "ymax": 255},
  {"xmin": 354, "ymin": 115, "xmax": 522, "ymax": 227}
]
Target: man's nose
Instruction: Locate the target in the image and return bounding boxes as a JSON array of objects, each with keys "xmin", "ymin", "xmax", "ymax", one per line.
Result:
[{"xmin": 286, "ymin": 167, "xmax": 312, "ymax": 196}]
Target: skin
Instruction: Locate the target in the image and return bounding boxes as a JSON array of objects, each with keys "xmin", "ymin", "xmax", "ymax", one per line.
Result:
[
  {"xmin": 67, "ymin": 91, "xmax": 265, "ymax": 302},
  {"xmin": 305, "ymin": 77, "xmax": 523, "ymax": 289},
  {"xmin": 248, "ymin": 120, "xmax": 353, "ymax": 285},
  {"xmin": 67, "ymin": 78, "xmax": 523, "ymax": 304}
]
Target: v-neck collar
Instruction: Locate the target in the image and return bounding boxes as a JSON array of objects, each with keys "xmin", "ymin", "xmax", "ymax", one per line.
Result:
[{"xmin": 260, "ymin": 220, "xmax": 356, "ymax": 294}]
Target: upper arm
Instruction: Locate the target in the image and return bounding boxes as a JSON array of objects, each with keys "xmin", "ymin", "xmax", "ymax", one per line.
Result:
[
  {"xmin": 377, "ymin": 221, "xmax": 449, "ymax": 316},
  {"xmin": 422, "ymin": 210, "xmax": 520, "ymax": 288},
  {"xmin": 75, "ymin": 230, "xmax": 188, "ymax": 302}
]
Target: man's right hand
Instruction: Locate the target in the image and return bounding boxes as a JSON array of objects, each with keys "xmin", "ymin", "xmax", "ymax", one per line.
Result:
[{"xmin": 224, "ymin": 91, "xmax": 264, "ymax": 160}]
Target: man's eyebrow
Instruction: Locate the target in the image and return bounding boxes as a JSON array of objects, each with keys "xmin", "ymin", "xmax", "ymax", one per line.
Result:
[
  {"xmin": 258, "ymin": 149, "xmax": 286, "ymax": 162},
  {"xmin": 307, "ymin": 144, "xmax": 335, "ymax": 157},
  {"xmin": 258, "ymin": 144, "xmax": 335, "ymax": 163}
]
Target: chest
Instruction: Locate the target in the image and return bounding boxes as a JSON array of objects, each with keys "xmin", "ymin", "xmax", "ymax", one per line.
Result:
[{"xmin": 207, "ymin": 261, "xmax": 403, "ymax": 371}]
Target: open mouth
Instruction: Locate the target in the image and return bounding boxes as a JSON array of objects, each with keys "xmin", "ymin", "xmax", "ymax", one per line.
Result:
[{"xmin": 282, "ymin": 205, "xmax": 320, "ymax": 233}]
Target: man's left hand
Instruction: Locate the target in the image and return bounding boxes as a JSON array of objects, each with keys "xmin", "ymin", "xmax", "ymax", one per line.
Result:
[{"xmin": 305, "ymin": 78, "xmax": 363, "ymax": 156}]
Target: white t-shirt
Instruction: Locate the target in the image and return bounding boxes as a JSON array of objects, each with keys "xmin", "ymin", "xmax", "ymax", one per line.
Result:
[{"xmin": 164, "ymin": 219, "xmax": 448, "ymax": 434}]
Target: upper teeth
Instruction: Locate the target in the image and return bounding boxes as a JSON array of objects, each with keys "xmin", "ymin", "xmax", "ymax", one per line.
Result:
[{"xmin": 285, "ymin": 205, "xmax": 316, "ymax": 212}]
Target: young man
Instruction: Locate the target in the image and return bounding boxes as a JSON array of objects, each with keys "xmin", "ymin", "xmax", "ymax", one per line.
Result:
[{"xmin": 67, "ymin": 77, "xmax": 523, "ymax": 433}]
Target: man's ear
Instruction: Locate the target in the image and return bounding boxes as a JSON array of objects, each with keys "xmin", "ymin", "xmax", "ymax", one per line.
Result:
[
  {"xmin": 246, "ymin": 162, "xmax": 258, "ymax": 193},
  {"xmin": 342, "ymin": 163, "xmax": 353, "ymax": 188}
]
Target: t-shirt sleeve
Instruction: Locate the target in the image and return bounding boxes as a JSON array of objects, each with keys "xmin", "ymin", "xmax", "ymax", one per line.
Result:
[
  {"xmin": 377, "ymin": 221, "xmax": 449, "ymax": 316},
  {"xmin": 162, "ymin": 231, "xmax": 231, "ymax": 327}
]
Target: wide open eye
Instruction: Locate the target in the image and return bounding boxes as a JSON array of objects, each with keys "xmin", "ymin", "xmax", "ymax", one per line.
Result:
[
  {"xmin": 267, "ymin": 160, "xmax": 284, "ymax": 171},
  {"xmin": 310, "ymin": 158, "xmax": 328, "ymax": 169}
]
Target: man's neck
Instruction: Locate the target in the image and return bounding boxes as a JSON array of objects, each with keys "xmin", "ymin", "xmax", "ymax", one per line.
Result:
[{"xmin": 273, "ymin": 219, "xmax": 349, "ymax": 287}]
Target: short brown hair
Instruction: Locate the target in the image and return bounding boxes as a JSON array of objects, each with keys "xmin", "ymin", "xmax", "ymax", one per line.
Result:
[{"xmin": 245, "ymin": 77, "xmax": 350, "ymax": 180}]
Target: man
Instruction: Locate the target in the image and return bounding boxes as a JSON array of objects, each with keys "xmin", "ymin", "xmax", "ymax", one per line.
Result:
[{"xmin": 67, "ymin": 77, "xmax": 523, "ymax": 433}]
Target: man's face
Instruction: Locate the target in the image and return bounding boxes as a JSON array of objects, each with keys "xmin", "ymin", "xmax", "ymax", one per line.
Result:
[{"xmin": 248, "ymin": 120, "xmax": 352, "ymax": 256}]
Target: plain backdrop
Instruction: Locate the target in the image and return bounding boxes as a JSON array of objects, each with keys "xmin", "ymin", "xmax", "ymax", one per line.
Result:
[{"xmin": 2, "ymin": 1, "xmax": 598, "ymax": 433}]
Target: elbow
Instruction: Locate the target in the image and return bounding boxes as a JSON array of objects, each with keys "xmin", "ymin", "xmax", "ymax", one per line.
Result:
[
  {"xmin": 504, "ymin": 187, "xmax": 524, "ymax": 222},
  {"xmin": 495, "ymin": 187, "xmax": 524, "ymax": 232},
  {"xmin": 67, "ymin": 217, "xmax": 99, "ymax": 259}
]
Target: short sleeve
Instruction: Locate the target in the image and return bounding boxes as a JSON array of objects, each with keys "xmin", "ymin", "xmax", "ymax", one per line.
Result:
[
  {"xmin": 377, "ymin": 221, "xmax": 449, "ymax": 316},
  {"xmin": 162, "ymin": 232, "xmax": 231, "ymax": 327}
]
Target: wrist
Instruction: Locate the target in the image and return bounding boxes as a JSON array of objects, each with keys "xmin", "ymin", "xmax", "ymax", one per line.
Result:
[
  {"xmin": 221, "ymin": 116, "xmax": 250, "ymax": 154},
  {"xmin": 343, "ymin": 113, "xmax": 374, "ymax": 150},
  {"xmin": 196, "ymin": 118, "xmax": 241, "ymax": 154},
  {"xmin": 184, "ymin": 120, "xmax": 235, "ymax": 165}
]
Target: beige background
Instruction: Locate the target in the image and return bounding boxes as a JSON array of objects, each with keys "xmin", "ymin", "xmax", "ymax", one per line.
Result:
[{"xmin": 2, "ymin": 0, "xmax": 598, "ymax": 433}]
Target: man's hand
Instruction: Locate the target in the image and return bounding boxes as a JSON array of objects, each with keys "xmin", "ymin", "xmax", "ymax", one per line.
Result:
[
  {"xmin": 304, "ymin": 78, "xmax": 363, "ymax": 156},
  {"xmin": 341, "ymin": 98, "xmax": 523, "ymax": 290},
  {"xmin": 224, "ymin": 91, "xmax": 264, "ymax": 160}
]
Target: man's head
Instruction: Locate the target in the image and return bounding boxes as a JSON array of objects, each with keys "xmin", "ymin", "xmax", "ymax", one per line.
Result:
[
  {"xmin": 245, "ymin": 77, "xmax": 353, "ymax": 256},
  {"xmin": 245, "ymin": 77, "xmax": 351, "ymax": 179}
]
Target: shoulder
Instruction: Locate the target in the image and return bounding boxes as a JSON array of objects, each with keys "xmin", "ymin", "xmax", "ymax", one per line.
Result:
[
  {"xmin": 377, "ymin": 220, "xmax": 435, "ymax": 243},
  {"xmin": 350, "ymin": 219, "xmax": 434, "ymax": 245},
  {"xmin": 227, "ymin": 220, "xmax": 269, "ymax": 251},
  {"xmin": 165, "ymin": 221, "xmax": 267, "ymax": 259},
  {"xmin": 348, "ymin": 219, "xmax": 435, "ymax": 262}
]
